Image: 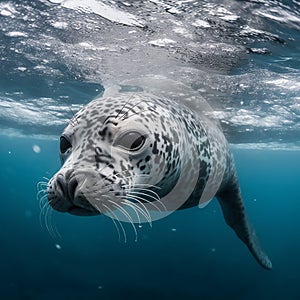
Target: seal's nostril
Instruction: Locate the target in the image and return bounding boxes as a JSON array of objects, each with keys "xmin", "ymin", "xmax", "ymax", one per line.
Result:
[
  {"xmin": 68, "ymin": 178, "xmax": 78, "ymax": 201},
  {"xmin": 56, "ymin": 180, "xmax": 64, "ymax": 195},
  {"xmin": 56, "ymin": 174, "xmax": 67, "ymax": 197},
  {"xmin": 55, "ymin": 174, "xmax": 78, "ymax": 202}
]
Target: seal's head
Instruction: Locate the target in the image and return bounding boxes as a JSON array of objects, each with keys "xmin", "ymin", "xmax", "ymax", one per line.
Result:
[{"xmin": 47, "ymin": 92, "xmax": 190, "ymax": 218}]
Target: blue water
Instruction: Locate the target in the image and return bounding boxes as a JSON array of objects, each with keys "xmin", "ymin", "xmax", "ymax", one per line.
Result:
[
  {"xmin": 1, "ymin": 135, "xmax": 300, "ymax": 299},
  {"xmin": 1, "ymin": 0, "xmax": 300, "ymax": 299}
]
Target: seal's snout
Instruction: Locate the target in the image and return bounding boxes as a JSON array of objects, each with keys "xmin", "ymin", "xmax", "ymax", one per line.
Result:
[{"xmin": 47, "ymin": 171, "xmax": 101, "ymax": 216}]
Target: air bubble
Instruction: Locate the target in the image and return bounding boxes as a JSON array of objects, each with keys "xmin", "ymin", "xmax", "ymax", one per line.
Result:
[
  {"xmin": 55, "ymin": 244, "xmax": 62, "ymax": 250},
  {"xmin": 33, "ymin": 145, "xmax": 41, "ymax": 153}
]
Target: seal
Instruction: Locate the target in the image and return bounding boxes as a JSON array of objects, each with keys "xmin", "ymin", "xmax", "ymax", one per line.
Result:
[{"xmin": 47, "ymin": 77, "xmax": 272, "ymax": 270}]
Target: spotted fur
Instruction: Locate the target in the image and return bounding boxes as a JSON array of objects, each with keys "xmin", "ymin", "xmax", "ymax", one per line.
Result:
[{"xmin": 47, "ymin": 88, "xmax": 272, "ymax": 270}]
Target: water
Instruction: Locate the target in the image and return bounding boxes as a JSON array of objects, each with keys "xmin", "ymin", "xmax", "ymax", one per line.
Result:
[
  {"xmin": 1, "ymin": 0, "xmax": 300, "ymax": 299},
  {"xmin": 2, "ymin": 136, "xmax": 300, "ymax": 299}
]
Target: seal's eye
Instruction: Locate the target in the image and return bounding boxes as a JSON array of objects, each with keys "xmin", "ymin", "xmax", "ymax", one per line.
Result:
[
  {"xmin": 60, "ymin": 136, "xmax": 72, "ymax": 154},
  {"xmin": 115, "ymin": 131, "xmax": 146, "ymax": 152}
]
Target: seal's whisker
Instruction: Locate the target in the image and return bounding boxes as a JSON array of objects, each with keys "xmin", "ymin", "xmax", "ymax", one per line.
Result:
[
  {"xmin": 37, "ymin": 186, "xmax": 47, "ymax": 198},
  {"xmin": 122, "ymin": 182, "xmax": 161, "ymax": 190},
  {"xmin": 37, "ymin": 179, "xmax": 50, "ymax": 218},
  {"xmin": 131, "ymin": 188, "xmax": 167, "ymax": 211},
  {"xmin": 121, "ymin": 194, "xmax": 152, "ymax": 222},
  {"xmin": 98, "ymin": 188, "xmax": 153, "ymax": 228},
  {"xmin": 122, "ymin": 179, "xmax": 166, "ymax": 212},
  {"xmin": 109, "ymin": 213, "xmax": 122, "ymax": 243},
  {"xmin": 95, "ymin": 203, "xmax": 121, "ymax": 242},
  {"xmin": 69, "ymin": 106, "xmax": 80, "ymax": 126},
  {"xmin": 39, "ymin": 199, "xmax": 49, "ymax": 230},
  {"xmin": 127, "ymin": 188, "xmax": 158, "ymax": 199},
  {"xmin": 44, "ymin": 205, "xmax": 51, "ymax": 234},
  {"xmin": 39, "ymin": 197, "xmax": 61, "ymax": 239},
  {"xmin": 121, "ymin": 199, "xmax": 153, "ymax": 227},
  {"xmin": 125, "ymin": 190, "xmax": 167, "ymax": 211},
  {"xmin": 51, "ymin": 214, "xmax": 61, "ymax": 239},
  {"xmin": 122, "ymin": 184, "xmax": 163, "ymax": 201},
  {"xmin": 64, "ymin": 100, "xmax": 80, "ymax": 127},
  {"xmin": 69, "ymin": 119, "xmax": 75, "ymax": 128},
  {"xmin": 119, "ymin": 98, "xmax": 154, "ymax": 122},
  {"xmin": 45, "ymin": 204, "xmax": 56, "ymax": 238},
  {"xmin": 119, "ymin": 98, "xmax": 146, "ymax": 120},
  {"xmin": 103, "ymin": 204, "xmax": 127, "ymax": 243},
  {"xmin": 36, "ymin": 189, "xmax": 48, "ymax": 202},
  {"xmin": 45, "ymin": 205, "xmax": 55, "ymax": 238},
  {"xmin": 37, "ymin": 182, "xmax": 48, "ymax": 189},
  {"xmin": 120, "ymin": 200, "xmax": 141, "ymax": 225},
  {"xmin": 114, "ymin": 93, "xmax": 135, "ymax": 120},
  {"xmin": 96, "ymin": 193, "xmax": 111, "ymax": 200},
  {"xmin": 122, "ymin": 105, "xmax": 155, "ymax": 123},
  {"xmin": 40, "ymin": 196, "xmax": 51, "ymax": 214},
  {"xmin": 108, "ymin": 200, "xmax": 138, "ymax": 242},
  {"xmin": 129, "ymin": 187, "xmax": 163, "ymax": 200},
  {"xmin": 37, "ymin": 188, "xmax": 47, "ymax": 198},
  {"xmin": 37, "ymin": 180, "xmax": 48, "ymax": 193},
  {"xmin": 98, "ymin": 172, "xmax": 150, "ymax": 197},
  {"xmin": 126, "ymin": 193, "xmax": 164, "ymax": 213},
  {"xmin": 121, "ymin": 108, "xmax": 148, "ymax": 121},
  {"xmin": 38, "ymin": 194, "xmax": 48, "ymax": 210},
  {"xmin": 125, "ymin": 183, "xmax": 162, "ymax": 190}
]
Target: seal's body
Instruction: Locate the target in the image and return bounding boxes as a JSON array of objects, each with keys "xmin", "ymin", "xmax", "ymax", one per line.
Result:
[{"xmin": 47, "ymin": 79, "xmax": 272, "ymax": 270}]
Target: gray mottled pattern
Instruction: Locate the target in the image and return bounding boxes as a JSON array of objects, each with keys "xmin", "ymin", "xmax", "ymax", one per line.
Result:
[{"xmin": 47, "ymin": 87, "xmax": 272, "ymax": 270}]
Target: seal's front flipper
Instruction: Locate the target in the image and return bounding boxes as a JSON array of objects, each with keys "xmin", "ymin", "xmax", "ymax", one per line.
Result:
[{"xmin": 217, "ymin": 176, "xmax": 272, "ymax": 270}]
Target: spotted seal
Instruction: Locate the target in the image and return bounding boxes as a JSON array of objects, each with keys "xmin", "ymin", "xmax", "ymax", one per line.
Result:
[{"xmin": 47, "ymin": 77, "xmax": 272, "ymax": 270}]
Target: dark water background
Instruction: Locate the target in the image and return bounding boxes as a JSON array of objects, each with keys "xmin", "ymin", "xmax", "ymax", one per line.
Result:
[
  {"xmin": 1, "ymin": 135, "xmax": 300, "ymax": 299},
  {"xmin": 1, "ymin": 0, "xmax": 300, "ymax": 299}
]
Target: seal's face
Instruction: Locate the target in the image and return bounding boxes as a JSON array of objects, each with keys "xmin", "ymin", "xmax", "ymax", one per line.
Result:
[{"xmin": 47, "ymin": 93, "xmax": 182, "ymax": 217}]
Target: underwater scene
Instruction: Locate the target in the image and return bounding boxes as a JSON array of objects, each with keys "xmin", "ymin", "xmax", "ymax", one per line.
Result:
[{"xmin": 1, "ymin": 0, "xmax": 300, "ymax": 299}]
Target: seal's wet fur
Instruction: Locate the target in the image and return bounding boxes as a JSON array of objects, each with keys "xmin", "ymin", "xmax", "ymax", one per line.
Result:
[{"xmin": 47, "ymin": 89, "xmax": 272, "ymax": 269}]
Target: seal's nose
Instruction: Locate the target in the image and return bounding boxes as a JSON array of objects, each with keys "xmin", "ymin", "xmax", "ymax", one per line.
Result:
[
  {"xmin": 47, "ymin": 170, "xmax": 101, "ymax": 216},
  {"xmin": 55, "ymin": 174, "xmax": 67, "ymax": 199},
  {"xmin": 56, "ymin": 173, "xmax": 78, "ymax": 203}
]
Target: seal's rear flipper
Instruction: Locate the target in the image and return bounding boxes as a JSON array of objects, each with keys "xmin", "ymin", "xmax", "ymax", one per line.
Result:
[{"xmin": 217, "ymin": 177, "xmax": 272, "ymax": 270}]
